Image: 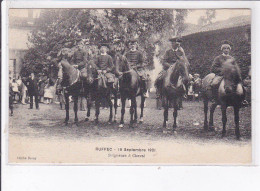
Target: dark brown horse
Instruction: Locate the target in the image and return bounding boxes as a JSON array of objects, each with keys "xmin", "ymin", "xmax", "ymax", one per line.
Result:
[
  {"xmin": 119, "ymin": 61, "xmax": 146, "ymax": 128},
  {"xmin": 161, "ymin": 57, "xmax": 189, "ymax": 132},
  {"xmin": 201, "ymin": 58, "xmax": 245, "ymax": 139},
  {"xmin": 54, "ymin": 58, "xmax": 93, "ymax": 125},
  {"xmin": 85, "ymin": 70, "xmax": 119, "ymax": 124}
]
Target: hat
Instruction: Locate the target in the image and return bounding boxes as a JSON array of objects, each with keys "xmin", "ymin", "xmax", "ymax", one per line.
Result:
[
  {"xmin": 221, "ymin": 40, "xmax": 232, "ymax": 46},
  {"xmin": 221, "ymin": 40, "xmax": 232, "ymax": 50},
  {"xmin": 128, "ymin": 38, "xmax": 138, "ymax": 44},
  {"xmin": 98, "ymin": 42, "xmax": 110, "ymax": 49},
  {"xmin": 169, "ymin": 37, "xmax": 182, "ymax": 43},
  {"xmin": 113, "ymin": 38, "xmax": 121, "ymax": 44}
]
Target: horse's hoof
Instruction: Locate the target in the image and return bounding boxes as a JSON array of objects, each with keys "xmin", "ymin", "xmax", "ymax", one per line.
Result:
[
  {"xmin": 85, "ymin": 118, "xmax": 89, "ymax": 122},
  {"xmin": 163, "ymin": 129, "xmax": 169, "ymax": 134},
  {"xmin": 139, "ymin": 117, "xmax": 144, "ymax": 124},
  {"xmin": 209, "ymin": 126, "xmax": 215, "ymax": 132},
  {"xmin": 119, "ymin": 124, "xmax": 124, "ymax": 128},
  {"xmin": 163, "ymin": 121, "xmax": 168, "ymax": 129},
  {"xmin": 203, "ymin": 124, "xmax": 208, "ymax": 131},
  {"xmin": 64, "ymin": 120, "xmax": 69, "ymax": 125},
  {"xmin": 221, "ymin": 132, "xmax": 226, "ymax": 138},
  {"xmin": 236, "ymin": 134, "xmax": 241, "ymax": 140},
  {"xmin": 95, "ymin": 119, "xmax": 99, "ymax": 124},
  {"xmin": 108, "ymin": 121, "xmax": 112, "ymax": 125},
  {"xmin": 173, "ymin": 130, "xmax": 177, "ymax": 135}
]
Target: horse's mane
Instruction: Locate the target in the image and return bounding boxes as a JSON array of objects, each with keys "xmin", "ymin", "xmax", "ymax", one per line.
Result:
[{"xmin": 222, "ymin": 59, "xmax": 242, "ymax": 83}]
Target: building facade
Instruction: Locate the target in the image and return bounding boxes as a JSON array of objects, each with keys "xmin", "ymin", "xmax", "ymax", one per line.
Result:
[{"xmin": 9, "ymin": 9, "xmax": 40, "ymax": 79}]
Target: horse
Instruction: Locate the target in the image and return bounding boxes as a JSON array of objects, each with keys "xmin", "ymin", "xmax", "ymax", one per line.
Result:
[
  {"xmin": 52, "ymin": 58, "xmax": 93, "ymax": 125},
  {"xmin": 161, "ymin": 57, "xmax": 189, "ymax": 132},
  {"xmin": 201, "ymin": 58, "xmax": 245, "ymax": 140},
  {"xmin": 85, "ymin": 69, "xmax": 119, "ymax": 124},
  {"xmin": 118, "ymin": 60, "xmax": 146, "ymax": 128}
]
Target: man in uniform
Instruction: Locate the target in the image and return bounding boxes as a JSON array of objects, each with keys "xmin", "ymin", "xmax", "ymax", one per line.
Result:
[
  {"xmin": 155, "ymin": 37, "xmax": 187, "ymax": 97},
  {"xmin": 95, "ymin": 43, "xmax": 115, "ymax": 88},
  {"xmin": 210, "ymin": 40, "xmax": 242, "ymax": 99},
  {"xmin": 73, "ymin": 43, "xmax": 86, "ymax": 70},
  {"xmin": 125, "ymin": 38, "xmax": 148, "ymax": 97}
]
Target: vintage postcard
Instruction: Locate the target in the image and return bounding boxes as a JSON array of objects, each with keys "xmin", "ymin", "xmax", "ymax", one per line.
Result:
[{"xmin": 8, "ymin": 8, "xmax": 252, "ymax": 164}]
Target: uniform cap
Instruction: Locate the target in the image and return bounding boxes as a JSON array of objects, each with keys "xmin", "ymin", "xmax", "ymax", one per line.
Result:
[{"xmin": 169, "ymin": 37, "xmax": 183, "ymax": 43}]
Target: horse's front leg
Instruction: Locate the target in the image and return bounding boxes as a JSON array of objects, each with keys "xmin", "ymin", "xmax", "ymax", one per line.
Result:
[
  {"xmin": 173, "ymin": 99, "xmax": 178, "ymax": 131},
  {"xmin": 73, "ymin": 95, "xmax": 79, "ymax": 125},
  {"xmin": 106, "ymin": 93, "xmax": 113, "ymax": 124},
  {"xmin": 234, "ymin": 105, "xmax": 241, "ymax": 140},
  {"xmin": 119, "ymin": 96, "xmax": 126, "ymax": 128},
  {"xmin": 163, "ymin": 97, "xmax": 169, "ymax": 129},
  {"xmin": 85, "ymin": 94, "xmax": 91, "ymax": 121},
  {"xmin": 203, "ymin": 99, "xmax": 209, "ymax": 130},
  {"xmin": 95, "ymin": 97, "xmax": 100, "ymax": 124},
  {"xmin": 133, "ymin": 97, "xmax": 137, "ymax": 123},
  {"xmin": 139, "ymin": 96, "xmax": 145, "ymax": 124},
  {"xmin": 129, "ymin": 97, "xmax": 136, "ymax": 127},
  {"xmin": 113, "ymin": 93, "xmax": 118, "ymax": 123},
  {"xmin": 221, "ymin": 104, "xmax": 227, "ymax": 138},
  {"xmin": 209, "ymin": 103, "xmax": 217, "ymax": 131},
  {"xmin": 64, "ymin": 94, "xmax": 70, "ymax": 125}
]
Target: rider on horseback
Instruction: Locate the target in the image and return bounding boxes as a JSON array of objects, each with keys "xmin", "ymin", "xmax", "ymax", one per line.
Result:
[
  {"xmin": 210, "ymin": 40, "xmax": 242, "ymax": 101},
  {"xmin": 73, "ymin": 44, "xmax": 86, "ymax": 70},
  {"xmin": 155, "ymin": 37, "xmax": 187, "ymax": 97},
  {"xmin": 95, "ymin": 43, "xmax": 115, "ymax": 88},
  {"xmin": 125, "ymin": 38, "xmax": 149, "ymax": 98}
]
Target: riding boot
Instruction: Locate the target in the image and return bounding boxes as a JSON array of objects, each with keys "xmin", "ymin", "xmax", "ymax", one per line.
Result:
[{"xmin": 142, "ymin": 80, "xmax": 149, "ymax": 98}]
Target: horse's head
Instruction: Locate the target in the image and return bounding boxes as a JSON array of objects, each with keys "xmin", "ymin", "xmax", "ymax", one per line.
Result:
[
  {"xmin": 176, "ymin": 56, "xmax": 190, "ymax": 85},
  {"xmin": 222, "ymin": 58, "xmax": 242, "ymax": 94}
]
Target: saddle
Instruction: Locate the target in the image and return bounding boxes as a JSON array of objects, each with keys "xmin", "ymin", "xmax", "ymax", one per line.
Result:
[{"xmin": 96, "ymin": 70, "xmax": 116, "ymax": 89}]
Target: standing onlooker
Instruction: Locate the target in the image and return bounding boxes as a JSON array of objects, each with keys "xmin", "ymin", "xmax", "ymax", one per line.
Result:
[
  {"xmin": 24, "ymin": 73, "xmax": 39, "ymax": 109},
  {"xmin": 20, "ymin": 81, "xmax": 28, "ymax": 105},
  {"xmin": 11, "ymin": 79, "xmax": 19, "ymax": 103},
  {"xmin": 44, "ymin": 79, "xmax": 55, "ymax": 104},
  {"xmin": 243, "ymin": 75, "xmax": 251, "ymax": 105},
  {"xmin": 9, "ymin": 79, "xmax": 14, "ymax": 116},
  {"xmin": 38, "ymin": 75, "xmax": 47, "ymax": 103},
  {"xmin": 16, "ymin": 76, "xmax": 22, "ymax": 102}
]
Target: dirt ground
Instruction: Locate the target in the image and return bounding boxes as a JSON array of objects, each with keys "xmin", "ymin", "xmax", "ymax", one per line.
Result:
[{"xmin": 8, "ymin": 95, "xmax": 252, "ymax": 164}]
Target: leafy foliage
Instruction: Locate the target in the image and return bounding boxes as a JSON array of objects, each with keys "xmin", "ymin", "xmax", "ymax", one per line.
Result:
[
  {"xmin": 22, "ymin": 9, "xmax": 189, "ymax": 76},
  {"xmin": 198, "ymin": 9, "xmax": 216, "ymax": 26}
]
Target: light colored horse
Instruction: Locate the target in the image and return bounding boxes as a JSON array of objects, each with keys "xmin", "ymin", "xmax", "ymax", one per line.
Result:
[{"xmin": 202, "ymin": 58, "xmax": 245, "ymax": 139}]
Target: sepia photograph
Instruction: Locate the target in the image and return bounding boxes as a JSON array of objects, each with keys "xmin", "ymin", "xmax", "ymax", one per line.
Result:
[{"xmin": 8, "ymin": 8, "xmax": 251, "ymax": 164}]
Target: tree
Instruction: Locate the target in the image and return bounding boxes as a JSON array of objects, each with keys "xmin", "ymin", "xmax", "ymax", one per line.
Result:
[
  {"xmin": 22, "ymin": 9, "xmax": 189, "ymax": 76},
  {"xmin": 198, "ymin": 9, "xmax": 216, "ymax": 26}
]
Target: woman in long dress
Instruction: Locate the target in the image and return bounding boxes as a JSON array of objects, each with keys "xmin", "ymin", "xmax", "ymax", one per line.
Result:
[{"xmin": 44, "ymin": 79, "xmax": 55, "ymax": 104}]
